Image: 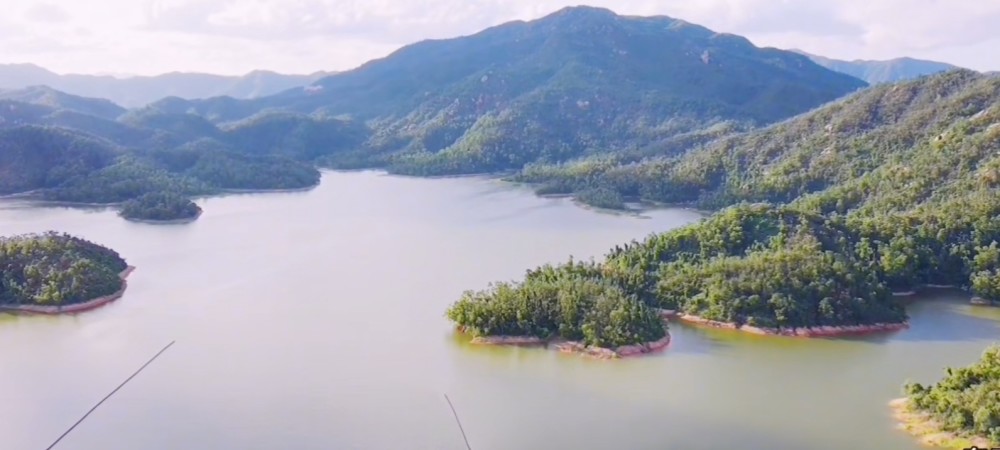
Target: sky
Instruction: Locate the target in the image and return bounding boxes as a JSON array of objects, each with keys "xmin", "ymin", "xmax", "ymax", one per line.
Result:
[{"xmin": 0, "ymin": 0, "xmax": 998, "ymax": 76}]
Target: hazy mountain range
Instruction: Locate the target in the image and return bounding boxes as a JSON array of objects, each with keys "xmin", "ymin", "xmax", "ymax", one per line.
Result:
[
  {"xmin": 0, "ymin": 64, "xmax": 333, "ymax": 108},
  {"xmin": 792, "ymin": 50, "xmax": 959, "ymax": 84}
]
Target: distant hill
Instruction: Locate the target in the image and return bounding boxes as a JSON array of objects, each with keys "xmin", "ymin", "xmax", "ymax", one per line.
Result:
[
  {"xmin": 792, "ymin": 50, "xmax": 959, "ymax": 84},
  {"xmin": 0, "ymin": 86, "xmax": 126, "ymax": 119},
  {"xmin": 0, "ymin": 64, "xmax": 332, "ymax": 107},
  {"xmin": 146, "ymin": 6, "xmax": 866, "ymax": 175}
]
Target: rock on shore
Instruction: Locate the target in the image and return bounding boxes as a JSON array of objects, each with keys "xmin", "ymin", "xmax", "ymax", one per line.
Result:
[{"xmin": 669, "ymin": 312, "xmax": 908, "ymax": 337}]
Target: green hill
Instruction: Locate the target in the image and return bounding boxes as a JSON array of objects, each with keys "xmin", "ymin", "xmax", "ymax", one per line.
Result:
[{"xmin": 0, "ymin": 124, "xmax": 320, "ymax": 219}]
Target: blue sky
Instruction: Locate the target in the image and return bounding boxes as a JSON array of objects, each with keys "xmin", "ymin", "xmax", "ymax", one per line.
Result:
[{"xmin": 2, "ymin": 0, "xmax": 998, "ymax": 76}]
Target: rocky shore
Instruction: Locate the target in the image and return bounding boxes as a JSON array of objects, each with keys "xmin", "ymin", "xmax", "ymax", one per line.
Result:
[
  {"xmin": 0, "ymin": 266, "xmax": 135, "ymax": 315},
  {"xmin": 662, "ymin": 310, "xmax": 909, "ymax": 337},
  {"xmin": 123, "ymin": 211, "xmax": 202, "ymax": 225},
  {"xmin": 971, "ymin": 296, "xmax": 996, "ymax": 306},
  {"xmin": 463, "ymin": 321, "xmax": 672, "ymax": 360},
  {"xmin": 889, "ymin": 397, "xmax": 994, "ymax": 449},
  {"xmin": 551, "ymin": 334, "xmax": 671, "ymax": 359}
]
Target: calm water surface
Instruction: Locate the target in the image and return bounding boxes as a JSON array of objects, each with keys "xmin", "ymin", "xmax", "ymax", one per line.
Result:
[{"xmin": 1, "ymin": 171, "xmax": 997, "ymax": 450}]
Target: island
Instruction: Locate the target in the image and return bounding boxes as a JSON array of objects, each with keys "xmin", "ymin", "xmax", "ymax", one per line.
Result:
[
  {"xmin": 119, "ymin": 192, "xmax": 203, "ymax": 223},
  {"xmin": 0, "ymin": 232, "xmax": 133, "ymax": 314},
  {"xmin": 446, "ymin": 261, "xmax": 671, "ymax": 359},
  {"xmin": 892, "ymin": 346, "xmax": 1000, "ymax": 449}
]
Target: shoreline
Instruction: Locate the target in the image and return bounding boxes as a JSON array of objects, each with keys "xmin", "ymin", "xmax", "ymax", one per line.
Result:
[
  {"xmin": 463, "ymin": 321, "xmax": 672, "ymax": 360},
  {"xmin": 889, "ymin": 397, "xmax": 994, "ymax": 449},
  {"xmin": 122, "ymin": 211, "xmax": 202, "ymax": 225},
  {"xmin": 0, "ymin": 266, "xmax": 135, "ymax": 315},
  {"xmin": 663, "ymin": 311, "xmax": 909, "ymax": 337}
]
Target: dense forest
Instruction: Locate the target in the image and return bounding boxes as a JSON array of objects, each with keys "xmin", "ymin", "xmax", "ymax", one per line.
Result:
[
  {"xmin": 119, "ymin": 192, "xmax": 203, "ymax": 222},
  {"xmin": 0, "ymin": 232, "xmax": 128, "ymax": 307},
  {"xmin": 903, "ymin": 345, "xmax": 1000, "ymax": 444},
  {"xmin": 446, "ymin": 260, "xmax": 666, "ymax": 348},
  {"xmin": 448, "ymin": 70, "xmax": 1000, "ymax": 344}
]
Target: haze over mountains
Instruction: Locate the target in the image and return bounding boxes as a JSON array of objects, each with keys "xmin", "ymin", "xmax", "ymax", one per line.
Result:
[
  {"xmin": 792, "ymin": 50, "xmax": 959, "ymax": 84},
  {"xmin": 0, "ymin": 63, "xmax": 332, "ymax": 108}
]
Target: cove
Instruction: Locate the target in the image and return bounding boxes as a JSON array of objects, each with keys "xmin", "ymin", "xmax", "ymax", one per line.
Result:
[{"xmin": 0, "ymin": 170, "xmax": 997, "ymax": 450}]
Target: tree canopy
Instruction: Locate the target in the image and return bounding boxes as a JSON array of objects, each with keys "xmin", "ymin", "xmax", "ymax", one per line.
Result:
[{"xmin": 0, "ymin": 232, "xmax": 127, "ymax": 307}]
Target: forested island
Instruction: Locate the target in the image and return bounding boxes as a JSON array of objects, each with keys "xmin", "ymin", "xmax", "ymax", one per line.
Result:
[
  {"xmin": 119, "ymin": 192, "xmax": 202, "ymax": 222},
  {"xmin": 893, "ymin": 346, "xmax": 1000, "ymax": 448},
  {"xmin": 0, "ymin": 232, "xmax": 132, "ymax": 314}
]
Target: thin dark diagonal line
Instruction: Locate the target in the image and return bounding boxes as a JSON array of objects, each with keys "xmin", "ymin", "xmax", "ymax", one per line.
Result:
[
  {"xmin": 444, "ymin": 394, "xmax": 472, "ymax": 450},
  {"xmin": 46, "ymin": 341, "xmax": 176, "ymax": 450}
]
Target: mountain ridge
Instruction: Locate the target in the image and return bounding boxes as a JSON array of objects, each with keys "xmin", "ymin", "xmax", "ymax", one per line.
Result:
[
  {"xmin": 791, "ymin": 49, "xmax": 959, "ymax": 84},
  {"xmin": 0, "ymin": 63, "xmax": 333, "ymax": 108}
]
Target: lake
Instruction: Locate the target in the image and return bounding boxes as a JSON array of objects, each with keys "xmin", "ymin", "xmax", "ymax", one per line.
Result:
[{"xmin": 1, "ymin": 170, "xmax": 997, "ymax": 450}]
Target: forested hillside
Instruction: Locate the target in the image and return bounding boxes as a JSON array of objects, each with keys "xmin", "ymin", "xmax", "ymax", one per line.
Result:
[
  {"xmin": 0, "ymin": 123, "xmax": 321, "ymax": 220},
  {"xmin": 902, "ymin": 345, "xmax": 1000, "ymax": 446},
  {"xmin": 144, "ymin": 6, "xmax": 865, "ymax": 175},
  {"xmin": 450, "ymin": 70, "xmax": 1000, "ymax": 343}
]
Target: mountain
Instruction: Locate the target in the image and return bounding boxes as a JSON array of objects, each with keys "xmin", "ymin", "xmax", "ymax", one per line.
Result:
[
  {"xmin": 0, "ymin": 64, "xmax": 332, "ymax": 107},
  {"xmin": 147, "ymin": 6, "xmax": 866, "ymax": 175},
  {"xmin": 792, "ymin": 50, "xmax": 959, "ymax": 84}
]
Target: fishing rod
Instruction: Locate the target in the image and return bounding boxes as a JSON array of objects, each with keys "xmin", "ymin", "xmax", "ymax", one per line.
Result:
[
  {"xmin": 47, "ymin": 343, "xmax": 465, "ymax": 450},
  {"xmin": 46, "ymin": 341, "xmax": 176, "ymax": 450},
  {"xmin": 444, "ymin": 394, "xmax": 472, "ymax": 450}
]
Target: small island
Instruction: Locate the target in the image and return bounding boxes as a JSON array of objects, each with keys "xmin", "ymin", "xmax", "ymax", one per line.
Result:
[
  {"xmin": 892, "ymin": 345, "xmax": 1000, "ymax": 449},
  {"xmin": 119, "ymin": 192, "xmax": 203, "ymax": 223},
  {"xmin": 446, "ymin": 261, "xmax": 671, "ymax": 359},
  {"xmin": 0, "ymin": 232, "xmax": 133, "ymax": 314}
]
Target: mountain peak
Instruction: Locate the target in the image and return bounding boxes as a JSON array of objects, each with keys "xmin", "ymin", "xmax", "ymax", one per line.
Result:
[{"xmin": 547, "ymin": 5, "xmax": 618, "ymax": 18}]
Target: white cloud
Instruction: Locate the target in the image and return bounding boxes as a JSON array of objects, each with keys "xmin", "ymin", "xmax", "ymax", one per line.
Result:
[
  {"xmin": 24, "ymin": 2, "xmax": 71, "ymax": 23},
  {"xmin": 0, "ymin": 0, "xmax": 996, "ymax": 75}
]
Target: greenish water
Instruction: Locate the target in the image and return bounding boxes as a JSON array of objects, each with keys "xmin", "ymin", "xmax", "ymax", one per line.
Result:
[{"xmin": 0, "ymin": 170, "xmax": 996, "ymax": 450}]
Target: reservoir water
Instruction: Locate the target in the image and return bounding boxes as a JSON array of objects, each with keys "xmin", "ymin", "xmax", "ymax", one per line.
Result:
[{"xmin": 1, "ymin": 171, "xmax": 997, "ymax": 450}]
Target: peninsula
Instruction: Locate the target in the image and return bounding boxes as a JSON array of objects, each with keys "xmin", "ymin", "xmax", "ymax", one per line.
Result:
[
  {"xmin": 446, "ymin": 261, "xmax": 671, "ymax": 359},
  {"xmin": 892, "ymin": 345, "xmax": 1000, "ymax": 449}
]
